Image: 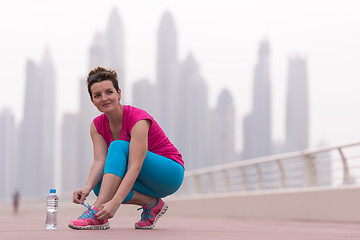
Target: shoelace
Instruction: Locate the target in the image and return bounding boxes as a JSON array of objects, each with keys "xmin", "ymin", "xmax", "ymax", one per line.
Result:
[
  {"xmin": 137, "ymin": 207, "xmax": 152, "ymax": 221},
  {"xmin": 79, "ymin": 202, "xmax": 97, "ymax": 220},
  {"xmin": 137, "ymin": 199, "xmax": 160, "ymax": 221}
]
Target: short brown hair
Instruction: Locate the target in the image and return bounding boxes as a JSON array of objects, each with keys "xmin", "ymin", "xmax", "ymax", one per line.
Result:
[{"xmin": 87, "ymin": 66, "xmax": 119, "ymax": 98}]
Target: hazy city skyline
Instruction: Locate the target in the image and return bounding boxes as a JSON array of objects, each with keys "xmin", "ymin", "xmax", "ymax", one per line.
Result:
[
  {"xmin": 1, "ymin": 0, "xmax": 360, "ymax": 153},
  {"xmin": 0, "ymin": 2, "xmax": 343, "ymax": 197}
]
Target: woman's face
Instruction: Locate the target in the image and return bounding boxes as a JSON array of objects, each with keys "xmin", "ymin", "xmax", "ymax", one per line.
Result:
[{"xmin": 90, "ymin": 80, "xmax": 121, "ymax": 112}]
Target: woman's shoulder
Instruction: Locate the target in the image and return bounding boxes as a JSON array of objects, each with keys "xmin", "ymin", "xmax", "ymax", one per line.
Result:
[
  {"xmin": 123, "ymin": 105, "xmax": 154, "ymax": 132},
  {"xmin": 125, "ymin": 105, "xmax": 151, "ymax": 118},
  {"xmin": 94, "ymin": 113, "xmax": 108, "ymax": 123},
  {"xmin": 93, "ymin": 113, "xmax": 108, "ymax": 133}
]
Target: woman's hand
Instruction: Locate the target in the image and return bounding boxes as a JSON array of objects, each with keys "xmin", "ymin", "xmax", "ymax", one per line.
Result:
[
  {"xmin": 72, "ymin": 186, "xmax": 91, "ymax": 204},
  {"xmin": 96, "ymin": 199, "xmax": 121, "ymax": 220}
]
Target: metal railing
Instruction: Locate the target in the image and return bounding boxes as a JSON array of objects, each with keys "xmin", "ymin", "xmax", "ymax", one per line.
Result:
[{"xmin": 176, "ymin": 142, "xmax": 360, "ymax": 197}]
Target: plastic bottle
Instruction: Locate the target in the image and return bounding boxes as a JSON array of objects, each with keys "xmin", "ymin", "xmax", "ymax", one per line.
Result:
[{"xmin": 45, "ymin": 189, "xmax": 58, "ymax": 230}]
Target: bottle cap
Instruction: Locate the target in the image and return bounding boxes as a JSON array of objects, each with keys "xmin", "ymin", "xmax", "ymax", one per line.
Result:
[{"xmin": 50, "ymin": 189, "xmax": 56, "ymax": 194}]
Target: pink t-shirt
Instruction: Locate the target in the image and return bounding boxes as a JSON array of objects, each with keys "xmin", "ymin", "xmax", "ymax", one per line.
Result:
[{"xmin": 93, "ymin": 105, "xmax": 184, "ymax": 168}]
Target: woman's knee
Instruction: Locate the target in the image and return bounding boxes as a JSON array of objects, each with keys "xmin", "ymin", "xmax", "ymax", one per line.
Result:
[
  {"xmin": 106, "ymin": 141, "xmax": 129, "ymax": 164},
  {"xmin": 108, "ymin": 140, "xmax": 130, "ymax": 153},
  {"xmin": 104, "ymin": 140, "xmax": 130, "ymax": 177}
]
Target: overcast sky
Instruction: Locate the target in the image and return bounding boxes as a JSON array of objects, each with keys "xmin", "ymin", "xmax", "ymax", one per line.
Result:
[{"xmin": 1, "ymin": 0, "xmax": 360, "ymax": 152}]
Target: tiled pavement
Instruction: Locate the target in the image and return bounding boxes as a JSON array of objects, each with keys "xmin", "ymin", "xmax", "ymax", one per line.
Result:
[{"xmin": 1, "ymin": 201, "xmax": 360, "ymax": 240}]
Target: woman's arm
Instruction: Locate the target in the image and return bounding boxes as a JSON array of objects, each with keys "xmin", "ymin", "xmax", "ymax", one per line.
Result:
[
  {"xmin": 73, "ymin": 121, "xmax": 108, "ymax": 204},
  {"xmin": 96, "ymin": 119, "xmax": 150, "ymax": 218}
]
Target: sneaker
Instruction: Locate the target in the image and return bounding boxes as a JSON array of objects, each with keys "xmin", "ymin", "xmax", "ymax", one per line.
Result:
[
  {"xmin": 68, "ymin": 203, "xmax": 110, "ymax": 230},
  {"xmin": 135, "ymin": 198, "xmax": 168, "ymax": 229}
]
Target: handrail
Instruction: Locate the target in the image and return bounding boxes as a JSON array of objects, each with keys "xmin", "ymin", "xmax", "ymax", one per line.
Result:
[
  {"xmin": 338, "ymin": 147, "xmax": 350, "ymax": 185},
  {"xmin": 177, "ymin": 142, "xmax": 360, "ymax": 197}
]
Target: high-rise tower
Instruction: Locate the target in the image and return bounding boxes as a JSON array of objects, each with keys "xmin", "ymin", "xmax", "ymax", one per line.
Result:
[
  {"xmin": 282, "ymin": 56, "xmax": 310, "ymax": 187},
  {"xmin": 243, "ymin": 39, "xmax": 272, "ymax": 159},
  {"xmin": 285, "ymin": 56, "xmax": 309, "ymax": 151},
  {"xmin": 177, "ymin": 54, "xmax": 209, "ymax": 169},
  {"xmin": 216, "ymin": 89, "xmax": 236, "ymax": 164},
  {"xmin": 19, "ymin": 48, "xmax": 56, "ymax": 195},
  {"xmin": 132, "ymin": 78, "xmax": 157, "ymax": 117},
  {"xmin": 0, "ymin": 109, "xmax": 15, "ymax": 198},
  {"xmin": 61, "ymin": 113, "xmax": 81, "ymax": 191},
  {"xmin": 156, "ymin": 11, "xmax": 178, "ymax": 139},
  {"xmin": 106, "ymin": 7, "xmax": 125, "ymax": 100}
]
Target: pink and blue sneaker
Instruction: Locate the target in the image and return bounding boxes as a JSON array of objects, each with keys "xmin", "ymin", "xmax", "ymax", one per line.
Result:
[
  {"xmin": 135, "ymin": 198, "xmax": 168, "ymax": 229},
  {"xmin": 68, "ymin": 203, "xmax": 110, "ymax": 230}
]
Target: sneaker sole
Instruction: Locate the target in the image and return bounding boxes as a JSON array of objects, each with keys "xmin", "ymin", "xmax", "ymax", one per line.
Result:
[
  {"xmin": 68, "ymin": 222, "xmax": 110, "ymax": 230},
  {"xmin": 135, "ymin": 202, "xmax": 168, "ymax": 230}
]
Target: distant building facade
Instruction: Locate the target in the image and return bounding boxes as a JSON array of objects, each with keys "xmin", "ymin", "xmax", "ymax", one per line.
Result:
[
  {"xmin": 61, "ymin": 113, "xmax": 82, "ymax": 191},
  {"xmin": 18, "ymin": 48, "xmax": 56, "ymax": 195},
  {"xmin": 105, "ymin": 7, "xmax": 125, "ymax": 100},
  {"xmin": 0, "ymin": 109, "xmax": 16, "ymax": 198},
  {"xmin": 132, "ymin": 78, "xmax": 157, "ymax": 117},
  {"xmin": 156, "ymin": 11, "xmax": 179, "ymax": 140},
  {"xmin": 216, "ymin": 89, "xmax": 236, "ymax": 164},
  {"xmin": 285, "ymin": 56, "xmax": 309, "ymax": 152},
  {"xmin": 243, "ymin": 39, "xmax": 272, "ymax": 160},
  {"xmin": 177, "ymin": 54, "xmax": 209, "ymax": 169}
]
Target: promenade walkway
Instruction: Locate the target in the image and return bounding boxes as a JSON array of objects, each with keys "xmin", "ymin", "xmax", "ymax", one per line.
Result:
[{"xmin": 1, "ymin": 201, "xmax": 360, "ymax": 240}]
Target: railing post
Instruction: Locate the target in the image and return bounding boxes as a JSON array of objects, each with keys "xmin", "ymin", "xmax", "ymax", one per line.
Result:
[
  {"xmin": 303, "ymin": 154, "xmax": 317, "ymax": 187},
  {"xmin": 223, "ymin": 169, "xmax": 231, "ymax": 192},
  {"xmin": 208, "ymin": 172, "xmax": 215, "ymax": 194},
  {"xmin": 338, "ymin": 147, "xmax": 350, "ymax": 185},
  {"xmin": 240, "ymin": 166, "xmax": 248, "ymax": 191},
  {"xmin": 255, "ymin": 163, "xmax": 263, "ymax": 190},
  {"xmin": 194, "ymin": 174, "xmax": 202, "ymax": 194},
  {"xmin": 181, "ymin": 178, "xmax": 188, "ymax": 197},
  {"xmin": 276, "ymin": 159, "xmax": 286, "ymax": 188}
]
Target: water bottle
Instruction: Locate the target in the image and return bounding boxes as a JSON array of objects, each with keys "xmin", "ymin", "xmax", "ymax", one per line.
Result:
[{"xmin": 45, "ymin": 189, "xmax": 58, "ymax": 230}]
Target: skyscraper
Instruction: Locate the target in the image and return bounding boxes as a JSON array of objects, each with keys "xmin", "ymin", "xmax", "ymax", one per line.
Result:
[
  {"xmin": 0, "ymin": 109, "xmax": 15, "ymax": 198},
  {"xmin": 61, "ymin": 113, "xmax": 81, "ymax": 191},
  {"xmin": 282, "ymin": 56, "xmax": 310, "ymax": 187},
  {"xmin": 40, "ymin": 48, "xmax": 56, "ymax": 193},
  {"xmin": 18, "ymin": 48, "xmax": 56, "ymax": 195},
  {"xmin": 132, "ymin": 78, "xmax": 157, "ymax": 117},
  {"xmin": 216, "ymin": 89, "xmax": 236, "ymax": 164},
  {"xmin": 156, "ymin": 11, "xmax": 178, "ymax": 139},
  {"xmin": 89, "ymin": 33, "xmax": 107, "ymax": 70},
  {"xmin": 177, "ymin": 54, "xmax": 209, "ymax": 169},
  {"xmin": 243, "ymin": 39, "xmax": 272, "ymax": 159},
  {"xmin": 106, "ymin": 7, "xmax": 125, "ymax": 100},
  {"xmin": 285, "ymin": 56, "xmax": 309, "ymax": 151}
]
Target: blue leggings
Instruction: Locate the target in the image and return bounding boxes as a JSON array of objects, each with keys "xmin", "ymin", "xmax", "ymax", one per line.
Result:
[{"xmin": 93, "ymin": 140, "xmax": 184, "ymax": 203}]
